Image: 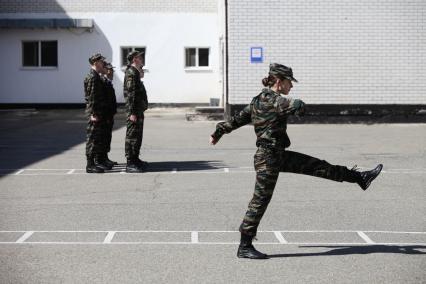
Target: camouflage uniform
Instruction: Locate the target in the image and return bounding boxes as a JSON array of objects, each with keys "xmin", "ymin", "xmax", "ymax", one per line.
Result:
[
  {"xmin": 124, "ymin": 65, "xmax": 148, "ymax": 160},
  {"xmin": 84, "ymin": 68, "xmax": 109, "ymax": 159},
  {"xmin": 102, "ymin": 76, "xmax": 117, "ymax": 154},
  {"xmin": 211, "ymin": 88, "xmax": 358, "ymax": 237}
]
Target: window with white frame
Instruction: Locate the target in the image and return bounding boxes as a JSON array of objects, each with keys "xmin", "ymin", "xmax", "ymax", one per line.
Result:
[
  {"xmin": 121, "ymin": 46, "xmax": 146, "ymax": 67},
  {"xmin": 22, "ymin": 40, "xmax": 58, "ymax": 67},
  {"xmin": 185, "ymin": 47, "xmax": 210, "ymax": 68}
]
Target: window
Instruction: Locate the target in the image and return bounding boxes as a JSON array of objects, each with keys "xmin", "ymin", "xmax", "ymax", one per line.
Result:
[
  {"xmin": 121, "ymin": 47, "xmax": 146, "ymax": 67},
  {"xmin": 185, "ymin": 47, "xmax": 210, "ymax": 68},
  {"xmin": 22, "ymin": 41, "xmax": 58, "ymax": 67}
]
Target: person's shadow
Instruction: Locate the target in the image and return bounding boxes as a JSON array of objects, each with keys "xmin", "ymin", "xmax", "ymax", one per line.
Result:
[
  {"xmin": 106, "ymin": 160, "xmax": 226, "ymax": 173},
  {"xmin": 268, "ymin": 245, "xmax": 426, "ymax": 258}
]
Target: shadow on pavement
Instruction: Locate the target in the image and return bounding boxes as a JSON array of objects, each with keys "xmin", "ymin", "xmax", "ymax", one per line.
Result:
[
  {"xmin": 104, "ymin": 160, "xmax": 226, "ymax": 173},
  {"xmin": 268, "ymin": 245, "xmax": 426, "ymax": 258},
  {"xmin": 0, "ymin": 109, "xmax": 124, "ymax": 176}
]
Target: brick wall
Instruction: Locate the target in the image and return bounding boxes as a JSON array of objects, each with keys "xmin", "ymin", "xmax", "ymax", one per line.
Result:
[
  {"xmin": 0, "ymin": 0, "xmax": 217, "ymax": 13},
  {"xmin": 227, "ymin": 0, "xmax": 426, "ymax": 104}
]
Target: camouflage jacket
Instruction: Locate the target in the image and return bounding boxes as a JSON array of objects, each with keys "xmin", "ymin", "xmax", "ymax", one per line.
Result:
[
  {"xmin": 212, "ymin": 88, "xmax": 299, "ymax": 149},
  {"xmin": 123, "ymin": 66, "xmax": 148, "ymax": 116},
  {"xmin": 102, "ymin": 77, "xmax": 117, "ymax": 117},
  {"xmin": 84, "ymin": 69, "xmax": 109, "ymax": 117}
]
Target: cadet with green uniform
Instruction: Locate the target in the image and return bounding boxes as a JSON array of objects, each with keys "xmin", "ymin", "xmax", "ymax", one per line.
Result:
[
  {"xmin": 210, "ymin": 63, "xmax": 383, "ymax": 259},
  {"xmin": 124, "ymin": 51, "xmax": 148, "ymax": 173},
  {"xmin": 101, "ymin": 62, "xmax": 118, "ymax": 167},
  {"xmin": 84, "ymin": 53, "xmax": 111, "ymax": 173}
]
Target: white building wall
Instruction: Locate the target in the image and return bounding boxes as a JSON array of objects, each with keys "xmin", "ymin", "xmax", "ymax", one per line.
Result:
[
  {"xmin": 227, "ymin": 0, "xmax": 426, "ymax": 105},
  {"xmin": 0, "ymin": 12, "xmax": 220, "ymax": 104}
]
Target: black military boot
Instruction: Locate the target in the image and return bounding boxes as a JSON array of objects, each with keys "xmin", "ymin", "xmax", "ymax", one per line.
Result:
[
  {"xmin": 126, "ymin": 158, "xmax": 145, "ymax": 173},
  {"xmin": 103, "ymin": 153, "xmax": 117, "ymax": 168},
  {"xmin": 94, "ymin": 155, "xmax": 112, "ymax": 171},
  {"xmin": 350, "ymin": 164, "xmax": 383, "ymax": 190},
  {"xmin": 86, "ymin": 156, "xmax": 104, "ymax": 173},
  {"xmin": 237, "ymin": 233, "xmax": 268, "ymax": 259}
]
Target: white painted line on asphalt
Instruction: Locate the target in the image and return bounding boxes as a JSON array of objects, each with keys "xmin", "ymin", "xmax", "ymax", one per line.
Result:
[
  {"xmin": 15, "ymin": 231, "xmax": 34, "ymax": 243},
  {"xmin": 191, "ymin": 231, "xmax": 199, "ymax": 243},
  {"xmin": 1, "ymin": 242, "xmax": 426, "ymax": 246},
  {"xmin": 67, "ymin": 169, "xmax": 75, "ymax": 175},
  {"xmin": 1, "ymin": 230, "xmax": 425, "ymax": 234},
  {"xmin": 274, "ymin": 231, "xmax": 288, "ymax": 244},
  {"xmin": 103, "ymin": 231, "xmax": 116, "ymax": 244},
  {"xmin": 1, "ymin": 167, "xmax": 426, "ymax": 177},
  {"xmin": 357, "ymin": 231, "xmax": 375, "ymax": 244}
]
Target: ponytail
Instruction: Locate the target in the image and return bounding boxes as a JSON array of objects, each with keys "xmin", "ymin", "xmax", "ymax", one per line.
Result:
[{"xmin": 262, "ymin": 75, "xmax": 277, "ymax": 87}]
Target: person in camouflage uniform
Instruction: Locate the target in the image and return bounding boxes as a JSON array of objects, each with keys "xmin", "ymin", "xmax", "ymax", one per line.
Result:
[
  {"xmin": 101, "ymin": 62, "xmax": 118, "ymax": 168},
  {"xmin": 84, "ymin": 53, "xmax": 112, "ymax": 173},
  {"xmin": 210, "ymin": 63, "xmax": 383, "ymax": 259},
  {"xmin": 123, "ymin": 51, "xmax": 148, "ymax": 173}
]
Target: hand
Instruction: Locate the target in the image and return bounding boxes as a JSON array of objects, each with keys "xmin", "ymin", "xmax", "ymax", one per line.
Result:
[
  {"xmin": 90, "ymin": 115, "xmax": 99, "ymax": 122},
  {"xmin": 129, "ymin": 114, "xmax": 137, "ymax": 122},
  {"xmin": 210, "ymin": 135, "xmax": 218, "ymax": 145},
  {"xmin": 293, "ymin": 99, "xmax": 306, "ymax": 116}
]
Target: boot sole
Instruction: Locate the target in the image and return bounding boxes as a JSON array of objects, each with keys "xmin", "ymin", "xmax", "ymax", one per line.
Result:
[
  {"xmin": 86, "ymin": 169, "xmax": 104, "ymax": 173},
  {"xmin": 237, "ymin": 253, "xmax": 269, "ymax": 259}
]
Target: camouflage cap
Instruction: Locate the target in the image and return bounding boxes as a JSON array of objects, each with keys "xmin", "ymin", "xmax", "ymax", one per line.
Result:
[
  {"xmin": 269, "ymin": 63, "xmax": 298, "ymax": 82},
  {"xmin": 88, "ymin": 53, "xmax": 106, "ymax": 65},
  {"xmin": 127, "ymin": 50, "xmax": 144, "ymax": 63}
]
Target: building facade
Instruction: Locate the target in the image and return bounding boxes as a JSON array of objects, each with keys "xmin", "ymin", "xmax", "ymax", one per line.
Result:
[
  {"xmin": 0, "ymin": 0, "xmax": 222, "ymax": 104},
  {"xmin": 1, "ymin": 0, "xmax": 425, "ymax": 117},
  {"xmin": 224, "ymin": 0, "xmax": 426, "ymax": 116}
]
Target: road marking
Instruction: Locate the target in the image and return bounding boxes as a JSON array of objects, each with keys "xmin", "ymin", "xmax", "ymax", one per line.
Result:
[
  {"xmin": 1, "ymin": 242, "xmax": 425, "ymax": 246},
  {"xmin": 191, "ymin": 231, "xmax": 199, "ymax": 243},
  {"xmin": 357, "ymin": 231, "xmax": 375, "ymax": 244},
  {"xmin": 15, "ymin": 231, "xmax": 34, "ymax": 243},
  {"xmin": 274, "ymin": 231, "xmax": 288, "ymax": 244},
  {"xmin": 0, "ymin": 230, "xmax": 424, "ymax": 246},
  {"xmin": 103, "ymin": 231, "xmax": 116, "ymax": 244},
  {"xmin": 1, "ymin": 167, "xmax": 425, "ymax": 176},
  {"xmin": 0, "ymin": 230, "xmax": 425, "ymax": 234}
]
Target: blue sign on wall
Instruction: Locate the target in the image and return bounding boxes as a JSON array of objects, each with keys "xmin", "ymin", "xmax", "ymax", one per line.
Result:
[{"xmin": 250, "ymin": 47, "xmax": 263, "ymax": 63}]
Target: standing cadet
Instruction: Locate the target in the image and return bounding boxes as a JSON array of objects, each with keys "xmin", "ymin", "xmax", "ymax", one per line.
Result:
[
  {"xmin": 123, "ymin": 51, "xmax": 148, "ymax": 173},
  {"xmin": 210, "ymin": 63, "xmax": 383, "ymax": 259},
  {"xmin": 101, "ymin": 62, "xmax": 118, "ymax": 167},
  {"xmin": 84, "ymin": 53, "xmax": 111, "ymax": 173}
]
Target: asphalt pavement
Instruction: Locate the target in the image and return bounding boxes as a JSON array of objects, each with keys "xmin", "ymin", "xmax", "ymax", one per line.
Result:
[{"xmin": 0, "ymin": 108, "xmax": 425, "ymax": 283}]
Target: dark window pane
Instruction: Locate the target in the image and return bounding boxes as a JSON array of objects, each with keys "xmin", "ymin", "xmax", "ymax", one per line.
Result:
[
  {"xmin": 121, "ymin": 47, "xmax": 132, "ymax": 66},
  {"xmin": 185, "ymin": 48, "xmax": 196, "ymax": 67},
  {"xmin": 41, "ymin": 41, "xmax": 57, "ymax": 67},
  {"xmin": 22, "ymin": 41, "xmax": 39, "ymax": 66},
  {"xmin": 199, "ymin": 48, "xmax": 209, "ymax": 66}
]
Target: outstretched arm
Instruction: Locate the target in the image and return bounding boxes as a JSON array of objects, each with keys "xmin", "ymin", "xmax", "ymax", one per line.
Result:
[{"xmin": 210, "ymin": 104, "xmax": 252, "ymax": 145}]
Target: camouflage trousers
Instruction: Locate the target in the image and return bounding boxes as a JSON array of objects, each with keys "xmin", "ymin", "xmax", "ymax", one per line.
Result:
[
  {"xmin": 105, "ymin": 116, "xmax": 114, "ymax": 153},
  {"xmin": 125, "ymin": 114, "xmax": 144, "ymax": 159},
  {"xmin": 86, "ymin": 119, "xmax": 108, "ymax": 158},
  {"xmin": 239, "ymin": 147, "xmax": 356, "ymax": 236}
]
